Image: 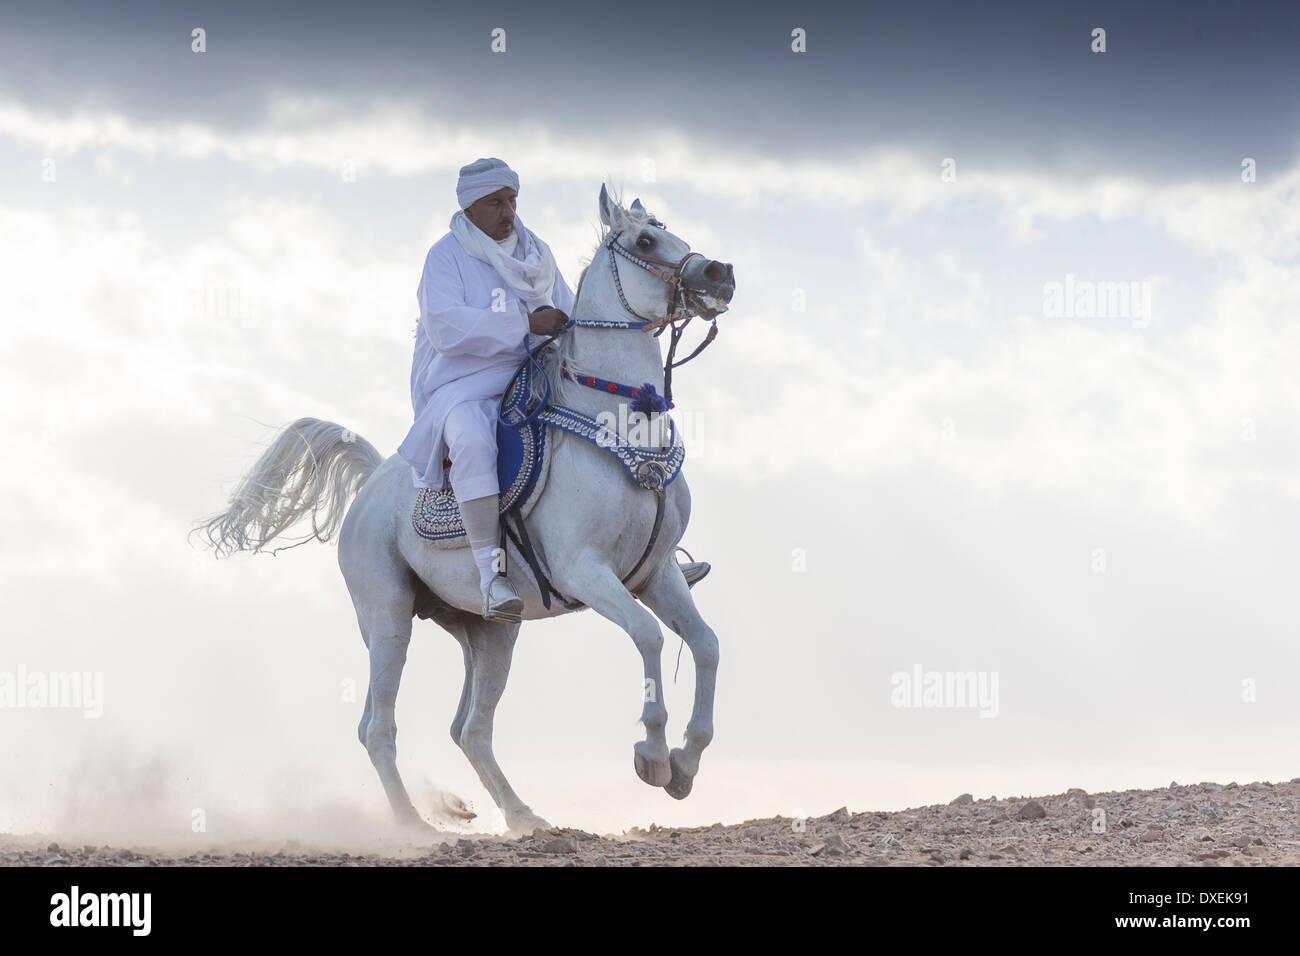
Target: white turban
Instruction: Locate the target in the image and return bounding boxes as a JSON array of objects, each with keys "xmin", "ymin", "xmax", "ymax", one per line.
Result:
[{"xmin": 456, "ymin": 157, "xmax": 520, "ymax": 209}]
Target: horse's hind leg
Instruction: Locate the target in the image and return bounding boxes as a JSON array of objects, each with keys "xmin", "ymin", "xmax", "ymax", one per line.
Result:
[
  {"xmin": 447, "ymin": 623, "xmax": 474, "ymax": 750},
  {"xmin": 348, "ymin": 570, "xmax": 430, "ymax": 832},
  {"xmin": 635, "ymin": 558, "xmax": 719, "ymax": 800},
  {"xmin": 455, "ymin": 617, "xmax": 553, "ymax": 834}
]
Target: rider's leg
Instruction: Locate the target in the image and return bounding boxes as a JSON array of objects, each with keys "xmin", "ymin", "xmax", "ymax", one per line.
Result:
[
  {"xmin": 460, "ymin": 493, "xmax": 502, "ymax": 593},
  {"xmin": 444, "ymin": 400, "xmax": 503, "ymax": 595}
]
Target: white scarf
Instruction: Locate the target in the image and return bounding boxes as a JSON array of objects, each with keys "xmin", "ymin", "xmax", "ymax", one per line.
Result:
[{"xmin": 450, "ymin": 211, "xmax": 558, "ymax": 312}]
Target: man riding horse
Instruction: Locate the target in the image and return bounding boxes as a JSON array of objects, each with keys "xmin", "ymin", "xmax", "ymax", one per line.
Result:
[{"xmin": 397, "ymin": 157, "xmax": 711, "ymax": 622}]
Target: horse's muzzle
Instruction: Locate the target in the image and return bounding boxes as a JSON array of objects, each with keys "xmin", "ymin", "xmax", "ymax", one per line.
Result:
[{"xmin": 680, "ymin": 258, "xmax": 735, "ymax": 317}]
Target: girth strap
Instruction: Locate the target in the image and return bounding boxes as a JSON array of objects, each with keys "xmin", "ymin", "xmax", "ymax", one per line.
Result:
[
  {"xmin": 621, "ymin": 485, "xmax": 667, "ymax": 589},
  {"xmin": 500, "ymin": 509, "xmax": 582, "ymax": 611}
]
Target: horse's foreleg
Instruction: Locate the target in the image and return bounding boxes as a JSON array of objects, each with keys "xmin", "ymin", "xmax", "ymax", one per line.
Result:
[
  {"xmin": 456, "ymin": 619, "xmax": 553, "ymax": 834},
  {"xmin": 559, "ymin": 560, "xmax": 672, "ymax": 788},
  {"xmin": 635, "ymin": 558, "xmax": 719, "ymax": 800}
]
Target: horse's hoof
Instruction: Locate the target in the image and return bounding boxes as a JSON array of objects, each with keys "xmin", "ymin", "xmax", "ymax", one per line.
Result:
[
  {"xmin": 633, "ymin": 741, "xmax": 672, "ymax": 787},
  {"xmin": 664, "ymin": 748, "xmax": 695, "ymax": 800},
  {"xmin": 506, "ymin": 811, "xmax": 553, "ymax": 836}
]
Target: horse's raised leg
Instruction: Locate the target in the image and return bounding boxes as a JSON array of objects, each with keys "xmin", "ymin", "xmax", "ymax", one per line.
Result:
[
  {"xmin": 455, "ymin": 617, "xmax": 554, "ymax": 834},
  {"xmin": 635, "ymin": 558, "xmax": 719, "ymax": 800},
  {"xmin": 559, "ymin": 560, "xmax": 672, "ymax": 787}
]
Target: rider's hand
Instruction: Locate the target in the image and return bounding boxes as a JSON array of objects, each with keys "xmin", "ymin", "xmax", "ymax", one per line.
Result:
[{"xmin": 528, "ymin": 307, "xmax": 568, "ymax": 335}]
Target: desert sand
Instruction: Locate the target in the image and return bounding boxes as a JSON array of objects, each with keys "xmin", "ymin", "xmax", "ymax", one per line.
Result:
[{"xmin": 5, "ymin": 778, "xmax": 1298, "ymax": 867}]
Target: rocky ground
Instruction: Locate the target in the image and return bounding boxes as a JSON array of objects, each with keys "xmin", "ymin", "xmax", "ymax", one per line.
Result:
[{"xmin": 5, "ymin": 778, "xmax": 1299, "ymax": 866}]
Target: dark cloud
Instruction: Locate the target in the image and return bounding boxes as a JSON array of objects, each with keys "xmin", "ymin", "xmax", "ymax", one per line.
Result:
[{"xmin": 1, "ymin": 0, "xmax": 1297, "ymax": 174}]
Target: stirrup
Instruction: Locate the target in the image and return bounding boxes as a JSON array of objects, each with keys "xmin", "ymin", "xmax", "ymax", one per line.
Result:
[
  {"xmin": 675, "ymin": 547, "xmax": 710, "ymax": 589},
  {"xmin": 482, "ymin": 575, "xmax": 523, "ymax": 623},
  {"xmin": 679, "ymin": 560, "xmax": 710, "ymax": 588}
]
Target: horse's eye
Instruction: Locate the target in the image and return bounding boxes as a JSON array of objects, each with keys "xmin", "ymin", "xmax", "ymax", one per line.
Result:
[{"xmin": 636, "ymin": 234, "xmax": 653, "ymax": 249}]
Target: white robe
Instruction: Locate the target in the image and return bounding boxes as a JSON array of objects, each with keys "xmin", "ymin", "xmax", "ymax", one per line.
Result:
[{"xmin": 397, "ymin": 221, "xmax": 576, "ymax": 491}]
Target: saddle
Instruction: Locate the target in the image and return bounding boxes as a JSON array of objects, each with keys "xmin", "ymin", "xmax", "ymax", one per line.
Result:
[{"xmin": 411, "ymin": 356, "xmax": 550, "ymax": 548}]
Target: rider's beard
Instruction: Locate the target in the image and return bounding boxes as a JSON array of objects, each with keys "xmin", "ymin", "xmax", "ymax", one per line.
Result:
[{"xmin": 494, "ymin": 225, "xmax": 519, "ymax": 256}]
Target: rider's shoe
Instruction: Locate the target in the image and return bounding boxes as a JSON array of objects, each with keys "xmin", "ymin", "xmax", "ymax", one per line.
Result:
[
  {"xmin": 679, "ymin": 560, "xmax": 711, "ymax": 589},
  {"xmin": 482, "ymin": 575, "xmax": 523, "ymax": 623}
]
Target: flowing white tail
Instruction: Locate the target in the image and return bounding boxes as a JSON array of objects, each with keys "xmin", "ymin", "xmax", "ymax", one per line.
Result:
[{"xmin": 193, "ymin": 417, "xmax": 382, "ymax": 557}]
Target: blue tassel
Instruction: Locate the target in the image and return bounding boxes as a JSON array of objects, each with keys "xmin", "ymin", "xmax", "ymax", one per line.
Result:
[{"xmin": 630, "ymin": 382, "xmax": 669, "ymax": 414}]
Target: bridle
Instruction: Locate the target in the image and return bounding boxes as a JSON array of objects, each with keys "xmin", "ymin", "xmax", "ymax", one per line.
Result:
[{"xmin": 606, "ymin": 220, "xmax": 704, "ymax": 332}]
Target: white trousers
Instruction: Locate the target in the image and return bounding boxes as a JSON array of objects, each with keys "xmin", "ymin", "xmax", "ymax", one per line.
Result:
[
  {"xmin": 445, "ymin": 400, "xmax": 503, "ymax": 593},
  {"xmin": 410, "ymin": 398, "xmax": 500, "ymax": 502}
]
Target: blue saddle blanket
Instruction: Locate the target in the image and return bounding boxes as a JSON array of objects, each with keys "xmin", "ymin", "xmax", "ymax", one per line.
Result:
[{"xmin": 411, "ymin": 356, "xmax": 547, "ymax": 545}]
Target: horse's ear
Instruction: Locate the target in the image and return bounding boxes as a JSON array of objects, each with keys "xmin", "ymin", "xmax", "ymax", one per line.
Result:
[
  {"xmin": 630, "ymin": 198, "xmax": 645, "ymax": 214},
  {"xmin": 598, "ymin": 184, "xmax": 623, "ymax": 230}
]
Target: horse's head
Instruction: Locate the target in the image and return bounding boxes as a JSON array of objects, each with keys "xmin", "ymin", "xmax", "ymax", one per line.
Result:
[{"xmin": 591, "ymin": 184, "xmax": 735, "ymax": 324}]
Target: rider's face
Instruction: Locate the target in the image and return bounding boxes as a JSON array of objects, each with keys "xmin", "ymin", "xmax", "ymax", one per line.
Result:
[{"xmin": 465, "ymin": 187, "xmax": 518, "ymax": 240}]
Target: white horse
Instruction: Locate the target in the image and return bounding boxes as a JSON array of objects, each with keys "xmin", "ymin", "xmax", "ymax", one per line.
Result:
[{"xmin": 194, "ymin": 186, "xmax": 735, "ymax": 834}]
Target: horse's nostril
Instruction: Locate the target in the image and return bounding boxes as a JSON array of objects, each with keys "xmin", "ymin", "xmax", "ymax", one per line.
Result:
[{"xmin": 704, "ymin": 260, "xmax": 725, "ymax": 282}]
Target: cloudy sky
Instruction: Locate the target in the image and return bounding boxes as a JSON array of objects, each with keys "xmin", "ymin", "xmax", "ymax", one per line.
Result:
[{"xmin": 2, "ymin": 0, "xmax": 1299, "ymax": 844}]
